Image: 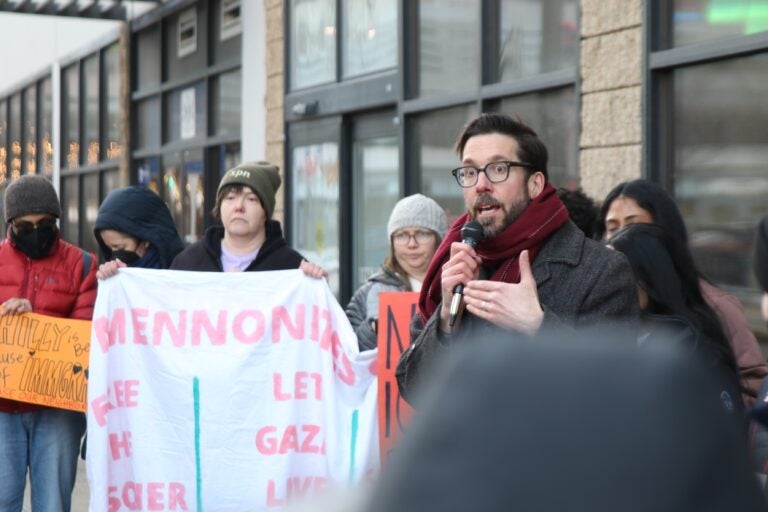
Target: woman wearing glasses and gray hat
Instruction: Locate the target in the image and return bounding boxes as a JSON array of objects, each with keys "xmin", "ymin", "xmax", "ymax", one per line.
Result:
[{"xmin": 346, "ymin": 194, "xmax": 448, "ymax": 351}]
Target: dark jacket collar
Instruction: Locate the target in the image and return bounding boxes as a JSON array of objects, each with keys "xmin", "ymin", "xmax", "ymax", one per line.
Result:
[{"xmin": 531, "ymin": 220, "xmax": 585, "ymax": 286}]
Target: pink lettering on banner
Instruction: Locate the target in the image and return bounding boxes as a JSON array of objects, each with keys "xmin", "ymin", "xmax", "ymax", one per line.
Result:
[
  {"xmin": 108, "ymin": 481, "xmax": 188, "ymax": 511},
  {"xmin": 232, "ymin": 310, "xmax": 265, "ymax": 344},
  {"xmin": 109, "ymin": 431, "xmax": 133, "ymax": 460},
  {"xmin": 152, "ymin": 311, "xmax": 187, "ymax": 347},
  {"xmin": 273, "ymin": 372, "xmax": 322, "ymax": 401},
  {"xmin": 93, "ymin": 309, "xmax": 126, "ymax": 354},
  {"xmin": 131, "ymin": 308, "xmax": 149, "ymax": 345},
  {"xmin": 272, "ymin": 305, "xmax": 305, "ymax": 342},
  {"xmin": 90, "ymin": 380, "xmax": 140, "ymax": 427},
  {"xmin": 266, "ymin": 477, "xmax": 328, "ymax": 508},
  {"xmin": 255, "ymin": 424, "xmax": 325, "ymax": 455},
  {"xmin": 190, "ymin": 310, "xmax": 226, "ymax": 346}
]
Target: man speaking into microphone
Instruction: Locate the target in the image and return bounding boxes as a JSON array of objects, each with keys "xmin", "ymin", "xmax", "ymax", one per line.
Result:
[{"xmin": 396, "ymin": 113, "xmax": 639, "ymax": 402}]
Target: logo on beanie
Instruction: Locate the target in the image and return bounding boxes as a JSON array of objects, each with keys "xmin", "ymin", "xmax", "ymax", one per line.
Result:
[{"xmin": 230, "ymin": 170, "xmax": 251, "ymax": 179}]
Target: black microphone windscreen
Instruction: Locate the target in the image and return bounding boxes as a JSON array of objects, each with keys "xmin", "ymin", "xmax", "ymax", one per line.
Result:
[{"xmin": 460, "ymin": 220, "xmax": 485, "ymax": 248}]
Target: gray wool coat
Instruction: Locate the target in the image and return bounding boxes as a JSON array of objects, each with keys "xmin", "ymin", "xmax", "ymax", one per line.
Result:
[{"xmin": 396, "ymin": 220, "xmax": 640, "ymax": 402}]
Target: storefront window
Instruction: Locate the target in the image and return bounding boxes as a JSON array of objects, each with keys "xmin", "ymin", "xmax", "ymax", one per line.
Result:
[
  {"xmin": 499, "ymin": 0, "xmax": 578, "ymax": 81},
  {"xmin": 62, "ymin": 175, "xmax": 80, "ymax": 245},
  {"xmin": 291, "ymin": 142, "xmax": 340, "ymax": 294},
  {"xmin": 9, "ymin": 94, "xmax": 21, "ymax": 180},
  {"xmin": 0, "ymin": 101, "xmax": 7, "ymax": 187},
  {"xmin": 352, "ymin": 135, "xmax": 399, "ymax": 287},
  {"xmin": 105, "ymin": 44, "xmax": 122, "ymax": 160},
  {"xmin": 166, "ymin": 81, "xmax": 207, "ymax": 142},
  {"xmin": 672, "ymin": 53, "xmax": 768, "ymax": 291},
  {"xmin": 411, "ymin": 104, "xmax": 475, "ymax": 225},
  {"xmin": 63, "ymin": 65, "xmax": 80, "ymax": 170},
  {"xmin": 342, "ymin": 0, "xmax": 397, "ymax": 78},
  {"xmin": 290, "ymin": 0, "xmax": 336, "ymax": 90},
  {"xmin": 23, "ymin": 86, "xmax": 36, "ymax": 175},
  {"xmin": 137, "ymin": 97, "xmax": 161, "ymax": 149},
  {"xmin": 39, "ymin": 78, "xmax": 53, "ymax": 176},
  {"xmin": 419, "ymin": 0, "xmax": 480, "ymax": 96},
  {"xmin": 672, "ymin": 0, "xmax": 768, "ymax": 47},
  {"xmin": 84, "ymin": 54, "xmax": 100, "ymax": 165},
  {"xmin": 83, "ymin": 173, "xmax": 100, "ymax": 252},
  {"xmin": 213, "ymin": 70, "xmax": 241, "ymax": 136},
  {"xmin": 495, "ymin": 87, "xmax": 578, "ymax": 189}
]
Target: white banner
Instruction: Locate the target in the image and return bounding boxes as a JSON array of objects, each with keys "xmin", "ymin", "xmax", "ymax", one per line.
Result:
[{"xmin": 87, "ymin": 269, "xmax": 379, "ymax": 511}]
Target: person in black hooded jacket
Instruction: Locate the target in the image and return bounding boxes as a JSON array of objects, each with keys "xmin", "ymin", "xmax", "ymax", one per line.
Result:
[
  {"xmin": 170, "ymin": 160, "xmax": 326, "ymax": 277},
  {"xmin": 95, "ymin": 186, "xmax": 184, "ymax": 276}
]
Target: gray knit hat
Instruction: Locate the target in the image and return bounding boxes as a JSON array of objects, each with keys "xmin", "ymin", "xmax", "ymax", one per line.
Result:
[
  {"xmin": 387, "ymin": 194, "xmax": 448, "ymax": 238},
  {"xmin": 4, "ymin": 175, "xmax": 61, "ymax": 222},
  {"xmin": 217, "ymin": 161, "xmax": 282, "ymax": 219}
]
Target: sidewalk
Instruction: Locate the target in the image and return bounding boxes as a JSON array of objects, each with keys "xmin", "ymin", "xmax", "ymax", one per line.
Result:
[{"xmin": 23, "ymin": 458, "xmax": 89, "ymax": 511}]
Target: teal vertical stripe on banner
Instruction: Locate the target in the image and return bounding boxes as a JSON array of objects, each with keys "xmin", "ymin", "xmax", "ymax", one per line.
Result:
[
  {"xmin": 194, "ymin": 377, "xmax": 203, "ymax": 511},
  {"xmin": 348, "ymin": 409, "xmax": 359, "ymax": 483}
]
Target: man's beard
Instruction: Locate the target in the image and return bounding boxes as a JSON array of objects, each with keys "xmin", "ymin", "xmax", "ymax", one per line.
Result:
[{"xmin": 471, "ymin": 191, "xmax": 531, "ymax": 239}]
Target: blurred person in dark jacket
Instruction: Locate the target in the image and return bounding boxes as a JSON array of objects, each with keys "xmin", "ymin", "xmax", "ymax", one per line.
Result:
[
  {"xmin": 754, "ymin": 215, "xmax": 768, "ymax": 324},
  {"xmin": 371, "ymin": 332, "xmax": 766, "ymax": 512}
]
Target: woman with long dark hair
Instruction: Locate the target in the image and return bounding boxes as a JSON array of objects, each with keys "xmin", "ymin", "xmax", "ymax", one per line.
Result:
[
  {"xmin": 609, "ymin": 223, "xmax": 742, "ymax": 413},
  {"xmin": 599, "ymin": 179, "xmax": 766, "ymax": 407}
]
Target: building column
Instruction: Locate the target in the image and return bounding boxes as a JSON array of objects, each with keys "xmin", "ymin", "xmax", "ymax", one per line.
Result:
[{"xmin": 579, "ymin": 0, "xmax": 643, "ymax": 201}]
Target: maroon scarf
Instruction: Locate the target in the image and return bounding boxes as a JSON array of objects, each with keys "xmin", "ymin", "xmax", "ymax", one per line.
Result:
[{"xmin": 418, "ymin": 183, "xmax": 569, "ymax": 323}]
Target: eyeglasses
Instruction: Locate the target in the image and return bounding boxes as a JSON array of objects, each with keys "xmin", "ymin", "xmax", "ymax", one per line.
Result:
[
  {"xmin": 392, "ymin": 230, "xmax": 434, "ymax": 246},
  {"xmin": 12, "ymin": 217, "xmax": 57, "ymax": 236},
  {"xmin": 451, "ymin": 160, "xmax": 533, "ymax": 188}
]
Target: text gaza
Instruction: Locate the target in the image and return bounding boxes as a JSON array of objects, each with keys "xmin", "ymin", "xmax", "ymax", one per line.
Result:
[{"xmin": 92, "ymin": 305, "xmax": 355, "ymax": 385}]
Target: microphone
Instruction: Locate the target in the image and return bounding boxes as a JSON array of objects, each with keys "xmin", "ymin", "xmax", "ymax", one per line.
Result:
[{"xmin": 448, "ymin": 220, "xmax": 484, "ymax": 328}]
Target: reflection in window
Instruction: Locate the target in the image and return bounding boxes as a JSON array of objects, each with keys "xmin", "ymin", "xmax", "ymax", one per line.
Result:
[
  {"xmin": 672, "ymin": 0, "xmax": 768, "ymax": 48},
  {"xmin": 672, "ymin": 54, "xmax": 768, "ymax": 293},
  {"xmin": 0, "ymin": 101, "xmax": 7, "ymax": 185},
  {"xmin": 137, "ymin": 157, "xmax": 162, "ymax": 193},
  {"xmin": 499, "ymin": 0, "xmax": 578, "ymax": 81},
  {"xmin": 352, "ymin": 136, "xmax": 399, "ymax": 288},
  {"xmin": 496, "ymin": 87, "xmax": 578, "ymax": 189},
  {"xmin": 213, "ymin": 70, "xmax": 241, "ymax": 136},
  {"xmin": 342, "ymin": 0, "xmax": 397, "ymax": 78},
  {"xmin": 291, "ymin": 142, "xmax": 340, "ymax": 294},
  {"xmin": 137, "ymin": 97, "xmax": 161, "ymax": 149},
  {"xmin": 63, "ymin": 65, "xmax": 80, "ymax": 170},
  {"xmin": 62, "ymin": 176, "xmax": 80, "ymax": 245},
  {"xmin": 84, "ymin": 55, "xmax": 100, "ymax": 165},
  {"xmin": 9, "ymin": 94, "xmax": 21, "ymax": 180},
  {"xmin": 83, "ymin": 173, "xmax": 100, "ymax": 253},
  {"xmin": 419, "ymin": 0, "xmax": 479, "ymax": 96},
  {"xmin": 290, "ymin": 0, "xmax": 336, "ymax": 90},
  {"xmin": 39, "ymin": 78, "xmax": 53, "ymax": 176},
  {"xmin": 105, "ymin": 44, "xmax": 122, "ymax": 160},
  {"xmin": 164, "ymin": 153, "xmax": 184, "ymax": 236},
  {"xmin": 183, "ymin": 151, "xmax": 205, "ymax": 244},
  {"xmin": 23, "ymin": 86, "xmax": 36, "ymax": 175},
  {"xmin": 102, "ymin": 168, "xmax": 120, "ymax": 201},
  {"xmin": 411, "ymin": 104, "xmax": 475, "ymax": 225},
  {"xmin": 166, "ymin": 81, "xmax": 207, "ymax": 141}
]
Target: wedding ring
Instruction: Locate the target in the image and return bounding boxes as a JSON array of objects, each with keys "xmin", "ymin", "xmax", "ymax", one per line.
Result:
[{"xmin": 482, "ymin": 301, "xmax": 488, "ymax": 311}]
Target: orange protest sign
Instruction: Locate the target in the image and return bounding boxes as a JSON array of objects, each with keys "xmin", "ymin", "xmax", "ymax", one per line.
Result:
[
  {"xmin": 0, "ymin": 311, "xmax": 91, "ymax": 412},
  {"xmin": 377, "ymin": 291, "xmax": 416, "ymax": 463}
]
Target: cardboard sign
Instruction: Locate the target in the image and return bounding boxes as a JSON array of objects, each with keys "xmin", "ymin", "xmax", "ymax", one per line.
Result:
[
  {"xmin": 87, "ymin": 268, "xmax": 379, "ymax": 512},
  {"xmin": 376, "ymin": 292, "xmax": 416, "ymax": 463},
  {"xmin": 0, "ymin": 311, "xmax": 91, "ymax": 412}
]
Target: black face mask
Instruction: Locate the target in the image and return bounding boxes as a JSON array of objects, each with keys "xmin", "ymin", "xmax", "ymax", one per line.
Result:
[
  {"xmin": 10, "ymin": 225, "xmax": 58, "ymax": 259},
  {"xmin": 110, "ymin": 250, "xmax": 141, "ymax": 266}
]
